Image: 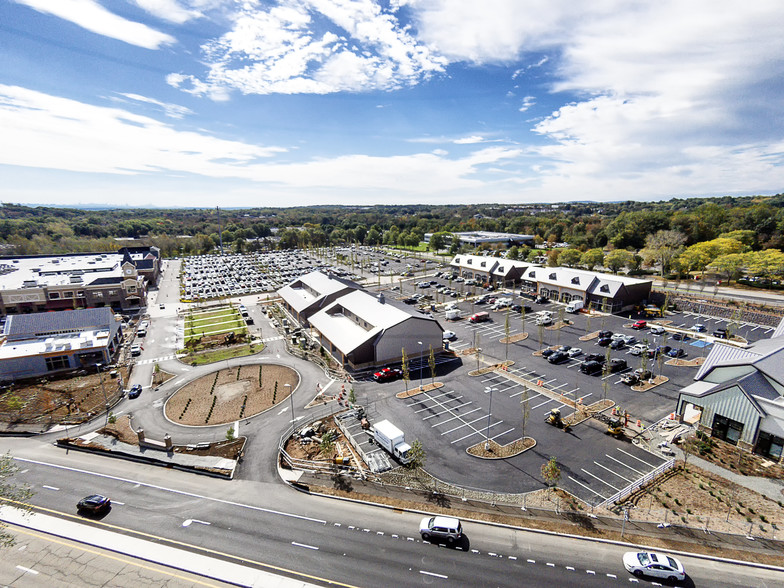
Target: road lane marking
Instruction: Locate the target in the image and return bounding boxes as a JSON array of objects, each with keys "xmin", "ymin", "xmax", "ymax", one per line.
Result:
[
  {"xmin": 42, "ymin": 485, "xmax": 59, "ymax": 491},
  {"xmin": 14, "ymin": 457, "xmax": 327, "ymax": 525},
  {"xmin": 16, "ymin": 566, "xmax": 38, "ymax": 575},
  {"xmin": 420, "ymin": 571, "xmax": 448, "ymax": 579},
  {"xmin": 292, "ymin": 542, "xmax": 319, "ymax": 550}
]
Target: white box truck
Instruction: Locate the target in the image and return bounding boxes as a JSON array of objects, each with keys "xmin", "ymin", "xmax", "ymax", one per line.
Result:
[
  {"xmin": 445, "ymin": 308, "xmax": 461, "ymax": 320},
  {"xmin": 372, "ymin": 420, "xmax": 413, "ymax": 464},
  {"xmin": 566, "ymin": 300, "xmax": 584, "ymax": 313}
]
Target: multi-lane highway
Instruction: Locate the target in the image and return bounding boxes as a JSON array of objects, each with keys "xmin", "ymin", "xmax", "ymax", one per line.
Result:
[{"xmin": 4, "ymin": 440, "xmax": 782, "ymax": 587}]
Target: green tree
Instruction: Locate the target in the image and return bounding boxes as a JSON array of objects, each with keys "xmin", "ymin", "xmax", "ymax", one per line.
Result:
[
  {"xmin": 709, "ymin": 253, "xmax": 747, "ymax": 285},
  {"xmin": 541, "ymin": 456, "xmax": 561, "ymax": 491},
  {"xmin": 401, "ymin": 348, "xmax": 410, "ymax": 393},
  {"xmin": 406, "ymin": 439, "xmax": 426, "ymax": 470},
  {"xmin": 428, "ymin": 345, "xmax": 436, "ymax": 385},
  {"xmin": 319, "ymin": 434, "xmax": 335, "ymax": 457},
  {"xmin": 580, "ymin": 248, "xmax": 605, "ymax": 270},
  {"xmin": 226, "ymin": 426, "xmax": 236, "ymax": 441},
  {"xmin": 520, "ymin": 386, "xmax": 530, "ymax": 439},
  {"xmin": 603, "ymin": 249, "xmax": 632, "ymax": 273},
  {"xmin": 558, "ymin": 248, "xmax": 581, "ymax": 267}
]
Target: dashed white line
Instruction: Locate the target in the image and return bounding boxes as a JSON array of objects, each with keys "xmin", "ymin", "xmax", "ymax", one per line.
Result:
[
  {"xmin": 292, "ymin": 542, "xmax": 319, "ymax": 550},
  {"xmin": 587, "ymin": 570, "xmax": 596, "ymax": 574},
  {"xmin": 420, "ymin": 570, "xmax": 448, "ymax": 579},
  {"xmin": 607, "ymin": 573, "xmax": 617, "ymax": 578},
  {"xmin": 527, "ymin": 559, "xmax": 536, "ymax": 563},
  {"xmin": 16, "ymin": 566, "xmax": 38, "ymax": 575},
  {"xmin": 42, "ymin": 485, "xmax": 59, "ymax": 491}
]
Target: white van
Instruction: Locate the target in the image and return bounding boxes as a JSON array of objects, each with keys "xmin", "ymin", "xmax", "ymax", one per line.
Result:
[
  {"xmin": 420, "ymin": 516, "xmax": 462, "ymax": 543},
  {"xmin": 650, "ymin": 325, "xmax": 666, "ymax": 335}
]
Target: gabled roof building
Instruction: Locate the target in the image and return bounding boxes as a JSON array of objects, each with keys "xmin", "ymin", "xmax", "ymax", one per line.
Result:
[
  {"xmin": 677, "ymin": 319, "xmax": 784, "ymax": 459},
  {"xmin": 279, "ymin": 272, "xmax": 443, "ymax": 371}
]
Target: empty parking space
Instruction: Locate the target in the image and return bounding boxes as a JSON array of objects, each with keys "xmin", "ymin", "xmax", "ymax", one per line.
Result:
[
  {"xmin": 405, "ymin": 387, "xmax": 519, "ymax": 447},
  {"xmin": 566, "ymin": 445, "xmax": 670, "ymax": 505}
]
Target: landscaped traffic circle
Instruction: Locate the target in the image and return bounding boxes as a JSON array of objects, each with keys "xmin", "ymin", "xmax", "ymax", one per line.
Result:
[{"xmin": 165, "ymin": 364, "xmax": 299, "ymax": 426}]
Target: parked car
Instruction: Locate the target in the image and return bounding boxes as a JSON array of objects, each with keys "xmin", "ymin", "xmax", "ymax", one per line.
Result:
[
  {"xmin": 510, "ymin": 304, "xmax": 522, "ymax": 313},
  {"xmin": 580, "ymin": 360, "xmax": 603, "ymax": 375},
  {"xmin": 629, "ymin": 344, "xmax": 648, "ymax": 356},
  {"xmin": 671, "ymin": 332, "xmax": 689, "ymax": 341},
  {"xmin": 608, "ymin": 358, "xmax": 628, "ymax": 372},
  {"xmin": 541, "ymin": 348, "xmax": 556, "ymax": 359},
  {"xmin": 128, "ymin": 384, "xmax": 142, "ymax": 399},
  {"xmin": 631, "ymin": 320, "xmax": 647, "ymax": 330},
  {"xmin": 598, "ymin": 330, "xmax": 613, "ymax": 339},
  {"xmin": 656, "ymin": 345, "xmax": 672, "ymax": 356},
  {"xmin": 668, "ymin": 348, "xmax": 687, "ymax": 358},
  {"xmin": 77, "ymin": 494, "xmax": 111, "ymax": 514},
  {"xmin": 442, "ymin": 330, "xmax": 457, "ymax": 341},
  {"xmin": 622, "ymin": 551, "xmax": 685, "ymax": 582},
  {"xmin": 691, "ymin": 323, "xmax": 707, "ymax": 332},
  {"xmin": 130, "ymin": 344, "xmax": 142, "ymax": 356},
  {"xmin": 584, "ymin": 353, "xmax": 605, "ymax": 364},
  {"xmin": 567, "ymin": 347, "xmax": 583, "ymax": 358},
  {"xmin": 373, "ymin": 367, "xmax": 402, "ymax": 381},
  {"xmin": 609, "ymin": 339, "xmax": 625, "ymax": 350},
  {"xmin": 713, "ymin": 328, "xmax": 728, "ymax": 339},
  {"xmin": 650, "ymin": 325, "xmax": 666, "ymax": 335},
  {"xmin": 557, "ymin": 345, "xmax": 572, "ymax": 353},
  {"xmin": 597, "ymin": 336, "xmax": 612, "ymax": 347},
  {"xmin": 522, "ymin": 305, "xmax": 533, "ymax": 314},
  {"xmin": 548, "ymin": 351, "xmax": 569, "ymax": 364},
  {"xmin": 535, "ymin": 296, "xmax": 549, "ymax": 304}
]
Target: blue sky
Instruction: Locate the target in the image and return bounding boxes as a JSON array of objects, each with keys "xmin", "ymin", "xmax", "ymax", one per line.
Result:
[{"xmin": 2, "ymin": 0, "xmax": 784, "ymax": 208}]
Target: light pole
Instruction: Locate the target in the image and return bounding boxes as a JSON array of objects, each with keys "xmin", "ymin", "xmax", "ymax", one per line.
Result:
[
  {"xmin": 285, "ymin": 383, "xmax": 294, "ymax": 425},
  {"xmin": 484, "ymin": 386, "xmax": 496, "ymax": 450},
  {"xmin": 417, "ymin": 341, "xmax": 423, "ymax": 390}
]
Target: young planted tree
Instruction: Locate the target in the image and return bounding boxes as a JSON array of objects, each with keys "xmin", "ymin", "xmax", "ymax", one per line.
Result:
[
  {"xmin": 520, "ymin": 385, "xmax": 530, "ymax": 439},
  {"xmin": 504, "ymin": 310, "xmax": 511, "ymax": 361},
  {"xmin": 541, "ymin": 456, "xmax": 561, "ymax": 492},
  {"xmin": 406, "ymin": 439, "xmax": 427, "ymax": 470},
  {"xmin": 319, "ymin": 434, "xmax": 335, "ymax": 457},
  {"xmin": 401, "ymin": 347, "xmax": 410, "ymax": 393}
]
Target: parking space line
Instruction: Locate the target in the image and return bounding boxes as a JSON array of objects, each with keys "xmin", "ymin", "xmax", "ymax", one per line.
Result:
[
  {"xmin": 567, "ymin": 476, "xmax": 607, "ymax": 499},
  {"xmin": 616, "ymin": 448, "xmax": 659, "ymax": 468},
  {"xmin": 531, "ymin": 398, "xmax": 554, "ymax": 410},
  {"xmin": 593, "ymin": 461, "xmax": 635, "ymax": 484},
  {"xmin": 509, "ymin": 389, "xmax": 544, "ymax": 400},
  {"xmin": 543, "ymin": 378, "xmax": 557, "ymax": 385},
  {"xmin": 564, "ymin": 387, "xmax": 580, "ymax": 397},
  {"xmin": 603, "ymin": 455, "xmax": 645, "ymax": 477},
  {"xmin": 581, "ymin": 468, "xmax": 622, "ymax": 491},
  {"xmin": 490, "ymin": 427, "xmax": 517, "ymax": 441},
  {"xmin": 423, "ymin": 403, "xmax": 475, "ymax": 420},
  {"xmin": 451, "ymin": 421, "xmax": 505, "ymax": 444},
  {"xmin": 442, "ymin": 415, "xmax": 489, "ymax": 435},
  {"xmin": 550, "ymin": 382, "xmax": 568, "ymax": 391},
  {"xmin": 432, "ymin": 407, "xmax": 483, "ymax": 426}
]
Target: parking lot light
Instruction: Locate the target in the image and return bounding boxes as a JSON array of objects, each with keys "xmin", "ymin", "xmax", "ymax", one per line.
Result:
[{"xmin": 484, "ymin": 386, "xmax": 497, "ymax": 451}]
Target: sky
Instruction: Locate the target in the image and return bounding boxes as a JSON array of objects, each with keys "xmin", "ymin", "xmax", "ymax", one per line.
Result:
[{"xmin": 2, "ymin": 1, "xmax": 784, "ymax": 209}]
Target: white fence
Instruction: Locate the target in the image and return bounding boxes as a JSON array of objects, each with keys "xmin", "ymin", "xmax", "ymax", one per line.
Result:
[{"xmin": 597, "ymin": 458, "xmax": 676, "ymax": 508}]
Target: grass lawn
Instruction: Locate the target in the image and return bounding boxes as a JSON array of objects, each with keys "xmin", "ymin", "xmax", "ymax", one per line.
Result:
[
  {"xmin": 181, "ymin": 343, "xmax": 264, "ymax": 366},
  {"xmin": 184, "ymin": 306, "xmax": 247, "ymax": 343}
]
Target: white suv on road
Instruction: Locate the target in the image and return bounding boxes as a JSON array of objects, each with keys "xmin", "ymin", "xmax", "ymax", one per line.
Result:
[{"xmin": 420, "ymin": 516, "xmax": 462, "ymax": 543}]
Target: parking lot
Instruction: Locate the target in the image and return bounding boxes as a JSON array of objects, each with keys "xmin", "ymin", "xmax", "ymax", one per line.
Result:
[{"xmin": 367, "ymin": 281, "xmax": 774, "ymax": 503}]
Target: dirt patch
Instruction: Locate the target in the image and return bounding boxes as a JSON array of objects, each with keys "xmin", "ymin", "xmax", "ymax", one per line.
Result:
[
  {"xmin": 0, "ymin": 367, "xmax": 129, "ymax": 426},
  {"xmin": 500, "ymin": 332, "xmax": 529, "ymax": 344},
  {"xmin": 682, "ymin": 432, "xmax": 784, "ymax": 479},
  {"xmin": 466, "ymin": 437, "xmax": 535, "ymax": 459},
  {"xmin": 283, "ymin": 415, "xmax": 350, "ymax": 462},
  {"xmin": 616, "ymin": 462, "xmax": 784, "ymax": 538},
  {"xmin": 165, "ymin": 363, "xmax": 299, "ymax": 426},
  {"xmin": 630, "ymin": 375, "xmax": 669, "ymax": 392},
  {"xmin": 666, "ymin": 356, "xmax": 705, "ymax": 367}
]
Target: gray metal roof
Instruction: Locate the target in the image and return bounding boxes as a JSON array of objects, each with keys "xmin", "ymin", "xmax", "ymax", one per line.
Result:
[{"xmin": 5, "ymin": 307, "xmax": 116, "ymax": 340}]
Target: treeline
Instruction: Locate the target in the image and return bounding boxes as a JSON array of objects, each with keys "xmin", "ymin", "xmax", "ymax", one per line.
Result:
[{"xmin": 0, "ymin": 194, "xmax": 782, "ymax": 260}]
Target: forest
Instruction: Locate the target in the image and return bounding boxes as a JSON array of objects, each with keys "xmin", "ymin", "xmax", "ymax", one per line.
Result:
[{"xmin": 0, "ymin": 194, "xmax": 782, "ymax": 285}]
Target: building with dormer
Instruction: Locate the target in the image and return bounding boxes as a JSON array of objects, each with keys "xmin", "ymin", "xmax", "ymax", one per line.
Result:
[{"xmin": 0, "ymin": 247, "xmax": 160, "ymax": 314}]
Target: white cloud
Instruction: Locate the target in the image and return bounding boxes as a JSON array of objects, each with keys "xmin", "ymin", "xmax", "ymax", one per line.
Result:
[
  {"xmin": 115, "ymin": 93, "xmax": 194, "ymax": 119},
  {"xmin": 454, "ymin": 135, "xmax": 485, "ymax": 144},
  {"xmin": 133, "ymin": 0, "xmax": 204, "ymax": 25},
  {"xmin": 0, "ymin": 85, "xmax": 523, "ymax": 198},
  {"xmin": 0, "ymin": 85, "xmax": 285, "ymax": 177},
  {"xmin": 518, "ymin": 96, "xmax": 535, "ymax": 112},
  {"xmin": 176, "ymin": 0, "xmax": 447, "ymax": 97},
  {"xmin": 14, "ymin": 0, "xmax": 175, "ymax": 49}
]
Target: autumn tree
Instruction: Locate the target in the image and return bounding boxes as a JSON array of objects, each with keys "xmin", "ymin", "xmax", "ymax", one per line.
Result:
[
  {"xmin": 642, "ymin": 230, "xmax": 687, "ymax": 276},
  {"xmin": 541, "ymin": 456, "xmax": 561, "ymax": 491},
  {"xmin": 603, "ymin": 249, "xmax": 632, "ymax": 273}
]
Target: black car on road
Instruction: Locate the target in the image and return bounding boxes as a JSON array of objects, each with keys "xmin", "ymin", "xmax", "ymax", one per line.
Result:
[
  {"xmin": 128, "ymin": 384, "xmax": 142, "ymax": 399},
  {"xmin": 77, "ymin": 494, "xmax": 111, "ymax": 514}
]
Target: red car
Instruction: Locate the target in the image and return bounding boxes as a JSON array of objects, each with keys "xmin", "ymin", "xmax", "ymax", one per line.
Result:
[
  {"xmin": 373, "ymin": 367, "xmax": 402, "ymax": 382},
  {"xmin": 631, "ymin": 320, "xmax": 647, "ymax": 329}
]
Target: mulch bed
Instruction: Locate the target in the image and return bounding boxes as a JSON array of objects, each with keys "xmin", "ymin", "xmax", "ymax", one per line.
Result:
[
  {"xmin": 165, "ymin": 364, "xmax": 298, "ymax": 426},
  {"xmin": 396, "ymin": 382, "xmax": 444, "ymax": 399},
  {"xmin": 630, "ymin": 375, "xmax": 669, "ymax": 392},
  {"xmin": 467, "ymin": 437, "xmax": 536, "ymax": 459}
]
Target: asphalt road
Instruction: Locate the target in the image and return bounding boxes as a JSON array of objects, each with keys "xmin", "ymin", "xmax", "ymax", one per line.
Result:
[{"xmin": 4, "ymin": 442, "xmax": 782, "ymax": 587}]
